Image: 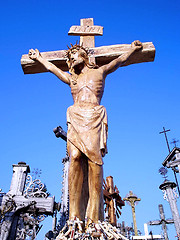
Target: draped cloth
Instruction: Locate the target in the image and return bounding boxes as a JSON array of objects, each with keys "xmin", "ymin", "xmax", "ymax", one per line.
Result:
[{"xmin": 67, "ymin": 104, "xmax": 108, "ymax": 165}]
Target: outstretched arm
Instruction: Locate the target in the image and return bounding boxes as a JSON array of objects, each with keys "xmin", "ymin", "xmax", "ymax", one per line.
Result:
[
  {"xmin": 101, "ymin": 40, "xmax": 143, "ymax": 76},
  {"xmin": 29, "ymin": 49, "xmax": 71, "ymax": 85}
]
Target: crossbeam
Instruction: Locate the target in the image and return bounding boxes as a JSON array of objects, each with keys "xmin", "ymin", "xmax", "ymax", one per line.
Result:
[
  {"xmin": 21, "ymin": 42, "xmax": 155, "ymax": 74},
  {"xmin": 1, "ymin": 195, "xmax": 55, "ymax": 215},
  {"xmin": 21, "ymin": 17, "xmax": 155, "ymax": 74}
]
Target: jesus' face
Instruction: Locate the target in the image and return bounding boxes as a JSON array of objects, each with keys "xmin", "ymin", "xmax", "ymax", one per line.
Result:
[{"xmin": 69, "ymin": 49, "xmax": 84, "ymax": 68}]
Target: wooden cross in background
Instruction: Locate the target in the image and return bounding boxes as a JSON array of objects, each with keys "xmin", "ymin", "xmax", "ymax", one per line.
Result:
[
  {"xmin": 103, "ymin": 176, "xmax": 125, "ymax": 226},
  {"xmin": 21, "ymin": 18, "xmax": 155, "ymax": 74}
]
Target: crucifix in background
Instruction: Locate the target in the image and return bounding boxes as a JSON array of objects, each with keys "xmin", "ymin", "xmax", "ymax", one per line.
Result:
[
  {"xmin": 21, "ymin": 18, "xmax": 155, "ymax": 227},
  {"xmin": 123, "ymin": 191, "xmax": 141, "ymax": 236}
]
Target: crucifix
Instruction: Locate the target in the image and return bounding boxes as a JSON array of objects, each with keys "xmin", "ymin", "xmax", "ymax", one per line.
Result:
[
  {"xmin": 123, "ymin": 191, "xmax": 141, "ymax": 236},
  {"xmin": 21, "ymin": 18, "xmax": 155, "ymax": 228}
]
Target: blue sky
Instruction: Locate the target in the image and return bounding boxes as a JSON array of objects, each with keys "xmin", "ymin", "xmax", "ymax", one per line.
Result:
[{"xmin": 0, "ymin": 0, "xmax": 180, "ymax": 238}]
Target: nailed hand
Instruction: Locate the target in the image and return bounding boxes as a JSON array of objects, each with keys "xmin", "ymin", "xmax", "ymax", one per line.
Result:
[
  {"xmin": 28, "ymin": 49, "xmax": 40, "ymax": 60},
  {"xmin": 131, "ymin": 40, "xmax": 143, "ymax": 51}
]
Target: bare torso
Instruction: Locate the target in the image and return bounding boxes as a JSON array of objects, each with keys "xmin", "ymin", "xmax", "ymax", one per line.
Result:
[{"xmin": 70, "ymin": 68, "xmax": 105, "ymax": 108}]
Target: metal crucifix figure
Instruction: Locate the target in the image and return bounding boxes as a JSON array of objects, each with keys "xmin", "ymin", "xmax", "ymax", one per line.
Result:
[{"xmin": 21, "ymin": 18, "xmax": 155, "ymax": 228}]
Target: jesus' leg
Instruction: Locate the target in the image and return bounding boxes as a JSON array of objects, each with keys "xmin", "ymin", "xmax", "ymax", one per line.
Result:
[
  {"xmin": 67, "ymin": 141, "xmax": 83, "ymax": 220},
  {"xmin": 87, "ymin": 160, "xmax": 103, "ymax": 224}
]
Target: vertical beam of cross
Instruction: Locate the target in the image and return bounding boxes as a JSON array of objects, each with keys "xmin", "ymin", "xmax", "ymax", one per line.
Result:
[
  {"xmin": 80, "ymin": 18, "xmax": 95, "ymax": 48},
  {"xmin": 68, "ymin": 18, "xmax": 103, "ymax": 64},
  {"xmin": 159, "ymin": 204, "xmax": 170, "ymax": 240}
]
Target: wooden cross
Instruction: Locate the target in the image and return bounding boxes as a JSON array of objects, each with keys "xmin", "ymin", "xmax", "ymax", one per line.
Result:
[
  {"xmin": 103, "ymin": 176, "xmax": 125, "ymax": 226},
  {"xmin": 148, "ymin": 204, "xmax": 173, "ymax": 240},
  {"xmin": 21, "ymin": 18, "xmax": 155, "ymax": 74}
]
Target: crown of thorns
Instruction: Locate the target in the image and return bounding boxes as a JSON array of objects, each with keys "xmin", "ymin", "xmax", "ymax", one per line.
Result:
[{"xmin": 65, "ymin": 41, "xmax": 89, "ymax": 59}]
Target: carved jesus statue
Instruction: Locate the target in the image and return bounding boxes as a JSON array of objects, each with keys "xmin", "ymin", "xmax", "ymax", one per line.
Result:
[{"xmin": 28, "ymin": 40, "xmax": 142, "ymax": 227}]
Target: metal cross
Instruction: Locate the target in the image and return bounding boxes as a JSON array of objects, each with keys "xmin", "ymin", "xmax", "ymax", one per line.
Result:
[{"xmin": 171, "ymin": 138, "xmax": 179, "ymax": 148}]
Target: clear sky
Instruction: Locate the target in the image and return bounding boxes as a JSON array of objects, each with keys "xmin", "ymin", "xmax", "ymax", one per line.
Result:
[{"xmin": 0, "ymin": 0, "xmax": 180, "ymax": 239}]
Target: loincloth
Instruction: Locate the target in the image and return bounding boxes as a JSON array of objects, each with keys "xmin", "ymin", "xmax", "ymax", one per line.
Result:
[{"xmin": 67, "ymin": 105, "xmax": 108, "ymax": 165}]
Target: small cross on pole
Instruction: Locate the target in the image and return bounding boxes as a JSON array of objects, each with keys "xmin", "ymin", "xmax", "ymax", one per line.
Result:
[
  {"xmin": 159, "ymin": 127, "xmax": 171, "ymax": 153},
  {"xmin": 171, "ymin": 138, "xmax": 179, "ymax": 148}
]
